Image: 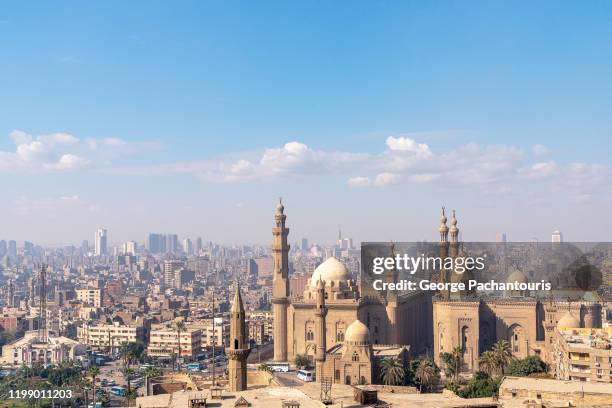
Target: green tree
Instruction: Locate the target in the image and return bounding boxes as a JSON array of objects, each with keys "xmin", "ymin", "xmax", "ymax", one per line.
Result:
[
  {"xmin": 440, "ymin": 346, "xmax": 463, "ymax": 381},
  {"xmin": 492, "ymin": 340, "xmax": 514, "ymax": 374},
  {"xmin": 478, "ymin": 351, "xmax": 498, "ymax": 377},
  {"xmin": 124, "ymin": 388, "xmax": 138, "ymax": 407},
  {"xmin": 414, "ymin": 358, "xmax": 440, "ymax": 392},
  {"xmin": 88, "ymin": 366, "xmax": 100, "ymax": 408},
  {"xmin": 456, "ymin": 371, "xmax": 502, "ymax": 399},
  {"xmin": 506, "ymin": 356, "xmax": 548, "ymax": 377},
  {"xmin": 258, "ymin": 363, "xmax": 273, "ymax": 373},
  {"xmin": 379, "ymin": 357, "xmax": 405, "ymax": 386},
  {"xmin": 294, "ymin": 354, "xmax": 309, "ymax": 370},
  {"xmin": 176, "ymin": 320, "xmax": 185, "ymax": 369}
]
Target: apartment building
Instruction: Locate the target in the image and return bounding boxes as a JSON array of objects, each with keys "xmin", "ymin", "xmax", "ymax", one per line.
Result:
[
  {"xmin": 554, "ymin": 327, "xmax": 612, "ymax": 383},
  {"xmin": 78, "ymin": 322, "xmax": 146, "ymax": 352},
  {"xmin": 76, "ymin": 288, "xmax": 103, "ymax": 307},
  {"xmin": 147, "ymin": 324, "xmax": 202, "ymax": 360}
]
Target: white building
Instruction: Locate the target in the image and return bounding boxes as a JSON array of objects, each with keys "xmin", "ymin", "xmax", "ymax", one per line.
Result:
[
  {"xmin": 0, "ymin": 331, "xmax": 86, "ymax": 366},
  {"xmin": 95, "ymin": 228, "xmax": 108, "ymax": 256}
]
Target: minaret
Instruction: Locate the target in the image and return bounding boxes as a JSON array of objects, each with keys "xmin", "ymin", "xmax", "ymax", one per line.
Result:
[
  {"xmin": 226, "ymin": 284, "xmax": 250, "ymax": 392},
  {"xmin": 272, "ymin": 199, "xmax": 290, "ymax": 361},
  {"xmin": 438, "ymin": 207, "xmax": 450, "ymax": 299},
  {"xmin": 314, "ymin": 279, "xmax": 327, "ymax": 382},
  {"xmin": 449, "ymin": 210, "xmax": 459, "ymax": 258}
]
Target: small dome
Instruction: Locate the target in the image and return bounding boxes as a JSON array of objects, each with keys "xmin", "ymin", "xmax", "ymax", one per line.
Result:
[
  {"xmin": 345, "ymin": 320, "xmax": 370, "ymax": 344},
  {"xmin": 276, "ymin": 201, "xmax": 284, "ymax": 213},
  {"xmin": 557, "ymin": 311, "xmax": 580, "ymax": 329},
  {"xmin": 507, "ymin": 269, "xmax": 528, "ymax": 284},
  {"xmin": 310, "ymin": 257, "xmax": 350, "ymax": 287}
]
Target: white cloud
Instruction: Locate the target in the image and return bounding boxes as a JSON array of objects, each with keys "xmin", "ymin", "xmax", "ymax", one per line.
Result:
[
  {"xmin": 0, "ymin": 130, "xmax": 156, "ymax": 173},
  {"xmin": 348, "ymin": 176, "xmax": 372, "ymax": 188},
  {"xmin": 520, "ymin": 161, "xmax": 558, "ymax": 179},
  {"xmin": 374, "ymin": 172, "xmax": 401, "ymax": 186},
  {"xmin": 532, "ymin": 144, "xmax": 549, "ymax": 156},
  {"xmin": 385, "ymin": 136, "xmax": 432, "ymax": 157}
]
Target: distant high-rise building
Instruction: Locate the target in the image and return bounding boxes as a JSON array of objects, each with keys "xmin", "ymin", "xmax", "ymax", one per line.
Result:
[
  {"xmin": 81, "ymin": 240, "xmax": 89, "ymax": 253},
  {"xmin": 183, "ymin": 238, "xmax": 193, "ymax": 256},
  {"xmin": 123, "ymin": 241, "xmax": 137, "ymax": 255},
  {"xmin": 24, "ymin": 241, "xmax": 34, "ymax": 254},
  {"xmin": 94, "ymin": 228, "xmax": 108, "ymax": 256},
  {"xmin": 195, "ymin": 237, "xmax": 203, "ymax": 254},
  {"xmin": 8, "ymin": 240, "xmax": 17, "ymax": 258},
  {"xmin": 148, "ymin": 233, "xmax": 165, "ymax": 254},
  {"xmin": 552, "ymin": 230, "xmax": 563, "ymax": 243},
  {"xmin": 0, "ymin": 240, "xmax": 7, "ymax": 257},
  {"xmin": 166, "ymin": 234, "xmax": 178, "ymax": 254},
  {"xmin": 163, "ymin": 259, "xmax": 184, "ymax": 287},
  {"xmin": 301, "ymin": 238, "xmax": 309, "ymax": 251},
  {"xmin": 495, "ymin": 233, "xmax": 507, "ymax": 243}
]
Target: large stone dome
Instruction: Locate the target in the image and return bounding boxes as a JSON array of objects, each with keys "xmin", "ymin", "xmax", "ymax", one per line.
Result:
[
  {"xmin": 310, "ymin": 257, "xmax": 350, "ymax": 287},
  {"xmin": 345, "ymin": 320, "xmax": 370, "ymax": 345},
  {"xmin": 557, "ymin": 311, "xmax": 580, "ymax": 329},
  {"xmin": 507, "ymin": 268, "xmax": 528, "ymax": 284}
]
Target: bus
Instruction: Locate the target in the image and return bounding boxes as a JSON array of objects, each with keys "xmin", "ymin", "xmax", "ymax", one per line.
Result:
[
  {"xmin": 110, "ymin": 386, "xmax": 126, "ymax": 397},
  {"xmin": 186, "ymin": 362, "xmax": 202, "ymax": 372},
  {"xmin": 267, "ymin": 362, "xmax": 290, "ymax": 372},
  {"xmin": 297, "ymin": 370, "xmax": 314, "ymax": 382}
]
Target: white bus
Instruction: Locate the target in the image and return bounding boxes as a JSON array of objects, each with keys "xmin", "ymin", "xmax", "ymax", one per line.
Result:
[
  {"xmin": 297, "ymin": 370, "xmax": 314, "ymax": 382},
  {"xmin": 267, "ymin": 362, "xmax": 290, "ymax": 372}
]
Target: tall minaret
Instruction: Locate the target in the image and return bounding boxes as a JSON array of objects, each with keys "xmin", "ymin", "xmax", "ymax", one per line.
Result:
[
  {"xmin": 272, "ymin": 199, "xmax": 290, "ymax": 362},
  {"xmin": 449, "ymin": 210, "xmax": 459, "ymax": 258},
  {"xmin": 314, "ymin": 279, "xmax": 327, "ymax": 382},
  {"xmin": 438, "ymin": 207, "xmax": 450, "ymax": 300},
  {"xmin": 226, "ymin": 284, "xmax": 250, "ymax": 392}
]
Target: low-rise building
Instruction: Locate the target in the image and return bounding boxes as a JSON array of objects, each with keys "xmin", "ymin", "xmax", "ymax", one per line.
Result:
[
  {"xmin": 147, "ymin": 324, "xmax": 202, "ymax": 360},
  {"xmin": 0, "ymin": 331, "xmax": 86, "ymax": 366},
  {"xmin": 499, "ymin": 376, "xmax": 612, "ymax": 406},
  {"xmin": 78, "ymin": 322, "xmax": 146, "ymax": 352},
  {"xmin": 554, "ymin": 325, "xmax": 612, "ymax": 383}
]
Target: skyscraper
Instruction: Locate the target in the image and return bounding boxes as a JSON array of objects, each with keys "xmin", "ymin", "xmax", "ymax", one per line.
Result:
[
  {"xmin": 8, "ymin": 240, "xmax": 17, "ymax": 258},
  {"xmin": 551, "ymin": 230, "xmax": 563, "ymax": 243},
  {"xmin": 183, "ymin": 238, "xmax": 193, "ymax": 256},
  {"xmin": 94, "ymin": 228, "xmax": 108, "ymax": 256},
  {"xmin": 148, "ymin": 233, "xmax": 165, "ymax": 254},
  {"xmin": 195, "ymin": 237, "xmax": 203, "ymax": 254},
  {"xmin": 166, "ymin": 234, "xmax": 178, "ymax": 254},
  {"xmin": 0, "ymin": 240, "xmax": 7, "ymax": 257}
]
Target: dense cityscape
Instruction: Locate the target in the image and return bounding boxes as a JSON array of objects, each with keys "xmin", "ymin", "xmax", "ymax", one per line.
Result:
[{"xmin": 0, "ymin": 203, "xmax": 610, "ymax": 407}]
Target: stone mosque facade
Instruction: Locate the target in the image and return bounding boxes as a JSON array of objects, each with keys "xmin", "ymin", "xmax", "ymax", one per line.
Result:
[
  {"xmin": 271, "ymin": 202, "xmax": 602, "ymax": 381},
  {"xmin": 271, "ymin": 201, "xmax": 432, "ymax": 370}
]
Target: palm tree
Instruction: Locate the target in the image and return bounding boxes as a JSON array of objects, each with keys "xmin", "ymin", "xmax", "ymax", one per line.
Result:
[
  {"xmin": 450, "ymin": 346, "xmax": 463, "ymax": 380},
  {"xmin": 414, "ymin": 359, "xmax": 437, "ymax": 392},
  {"xmin": 492, "ymin": 340, "xmax": 513, "ymax": 374},
  {"xmin": 176, "ymin": 320, "xmax": 185, "ymax": 370},
  {"xmin": 88, "ymin": 366, "xmax": 100, "ymax": 407},
  {"xmin": 479, "ymin": 351, "xmax": 498, "ymax": 376},
  {"xmin": 258, "ymin": 363, "xmax": 273, "ymax": 373},
  {"xmin": 379, "ymin": 357, "xmax": 405, "ymax": 385}
]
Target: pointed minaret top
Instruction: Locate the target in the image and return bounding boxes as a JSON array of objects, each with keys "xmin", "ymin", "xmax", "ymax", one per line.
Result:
[
  {"xmin": 231, "ymin": 284, "xmax": 245, "ymax": 313},
  {"xmin": 276, "ymin": 197, "xmax": 284, "ymax": 214}
]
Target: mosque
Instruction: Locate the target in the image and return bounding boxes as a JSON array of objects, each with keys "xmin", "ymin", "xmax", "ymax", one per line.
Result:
[{"xmin": 270, "ymin": 202, "xmax": 603, "ymax": 382}]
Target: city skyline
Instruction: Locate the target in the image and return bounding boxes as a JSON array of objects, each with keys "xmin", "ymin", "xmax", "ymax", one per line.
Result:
[{"xmin": 1, "ymin": 2, "xmax": 612, "ymax": 244}]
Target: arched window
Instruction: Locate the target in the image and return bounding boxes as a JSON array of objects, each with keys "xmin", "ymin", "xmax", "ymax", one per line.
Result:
[
  {"xmin": 352, "ymin": 352, "xmax": 359, "ymax": 362},
  {"xmin": 335, "ymin": 370, "xmax": 340, "ymax": 380},
  {"xmin": 234, "ymin": 339, "xmax": 238, "ymax": 349}
]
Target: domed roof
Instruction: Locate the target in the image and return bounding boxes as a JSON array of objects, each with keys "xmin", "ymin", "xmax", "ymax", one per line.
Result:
[
  {"xmin": 507, "ymin": 268, "xmax": 528, "ymax": 284},
  {"xmin": 345, "ymin": 320, "xmax": 370, "ymax": 344},
  {"xmin": 557, "ymin": 311, "xmax": 580, "ymax": 329},
  {"xmin": 310, "ymin": 257, "xmax": 350, "ymax": 287}
]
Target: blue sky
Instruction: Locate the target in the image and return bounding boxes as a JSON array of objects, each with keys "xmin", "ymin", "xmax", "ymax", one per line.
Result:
[{"xmin": 1, "ymin": 1, "xmax": 611, "ymax": 245}]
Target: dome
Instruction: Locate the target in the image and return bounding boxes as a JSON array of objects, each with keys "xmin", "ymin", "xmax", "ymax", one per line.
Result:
[
  {"xmin": 310, "ymin": 257, "xmax": 350, "ymax": 287},
  {"xmin": 507, "ymin": 269, "xmax": 528, "ymax": 284},
  {"xmin": 557, "ymin": 311, "xmax": 580, "ymax": 329},
  {"xmin": 345, "ymin": 320, "xmax": 370, "ymax": 344}
]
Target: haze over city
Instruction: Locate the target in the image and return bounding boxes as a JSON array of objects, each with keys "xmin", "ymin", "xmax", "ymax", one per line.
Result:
[{"xmin": 1, "ymin": 2, "xmax": 612, "ymax": 245}]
